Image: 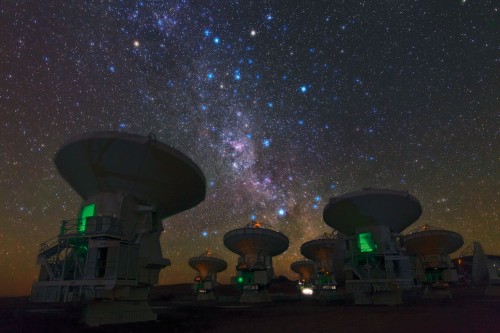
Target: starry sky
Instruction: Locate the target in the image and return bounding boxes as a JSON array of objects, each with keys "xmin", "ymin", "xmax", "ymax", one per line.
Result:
[{"xmin": 1, "ymin": 1, "xmax": 498, "ymax": 296}]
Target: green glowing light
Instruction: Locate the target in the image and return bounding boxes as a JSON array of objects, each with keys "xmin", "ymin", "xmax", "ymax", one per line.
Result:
[
  {"xmin": 358, "ymin": 232, "xmax": 376, "ymax": 253},
  {"xmin": 237, "ymin": 276, "xmax": 244, "ymax": 284},
  {"xmin": 79, "ymin": 203, "xmax": 95, "ymax": 233}
]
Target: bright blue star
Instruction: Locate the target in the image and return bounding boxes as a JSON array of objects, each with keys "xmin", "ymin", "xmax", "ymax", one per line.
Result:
[
  {"xmin": 202, "ymin": 231, "xmax": 208, "ymax": 237},
  {"xmin": 266, "ymin": 14, "xmax": 273, "ymax": 20},
  {"xmin": 108, "ymin": 65, "xmax": 116, "ymax": 73},
  {"xmin": 313, "ymin": 204, "xmax": 319, "ymax": 209},
  {"xmin": 250, "ymin": 214, "xmax": 257, "ymax": 220},
  {"xmin": 267, "ymin": 102, "xmax": 273, "ymax": 108},
  {"xmin": 298, "ymin": 119, "xmax": 304, "ymax": 126},
  {"xmin": 201, "ymin": 105, "xmax": 207, "ymax": 111},
  {"xmin": 204, "ymin": 29, "xmax": 211, "ymax": 37},
  {"xmin": 118, "ymin": 123, "xmax": 127, "ymax": 129},
  {"xmin": 314, "ymin": 196, "xmax": 321, "ymax": 202},
  {"xmin": 213, "ymin": 37, "xmax": 220, "ymax": 44},
  {"xmin": 234, "ymin": 69, "xmax": 241, "ymax": 80},
  {"xmin": 262, "ymin": 139, "xmax": 271, "ymax": 148},
  {"xmin": 300, "ymin": 85, "xmax": 308, "ymax": 93},
  {"xmin": 207, "ymin": 72, "xmax": 214, "ymax": 80},
  {"xmin": 277, "ymin": 208, "xmax": 286, "ymax": 217}
]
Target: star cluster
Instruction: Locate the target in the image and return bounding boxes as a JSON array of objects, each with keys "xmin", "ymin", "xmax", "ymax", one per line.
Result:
[{"xmin": 0, "ymin": 1, "xmax": 498, "ymax": 296}]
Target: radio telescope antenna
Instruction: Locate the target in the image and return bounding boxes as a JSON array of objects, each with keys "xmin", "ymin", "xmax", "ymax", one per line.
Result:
[
  {"xmin": 189, "ymin": 251, "xmax": 227, "ymax": 300},
  {"xmin": 300, "ymin": 232, "xmax": 346, "ymax": 299},
  {"xmin": 404, "ymin": 224, "xmax": 464, "ymax": 299},
  {"xmin": 290, "ymin": 259, "xmax": 316, "ymax": 296},
  {"xmin": 224, "ymin": 220, "xmax": 289, "ymax": 302},
  {"xmin": 30, "ymin": 132, "xmax": 206, "ymax": 326},
  {"xmin": 323, "ymin": 188, "xmax": 421, "ymax": 305}
]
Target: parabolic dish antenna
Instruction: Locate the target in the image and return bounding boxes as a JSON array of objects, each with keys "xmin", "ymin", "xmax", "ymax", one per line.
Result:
[
  {"xmin": 472, "ymin": 241, "xmax": 489, "ymax": 284},
  {"xmin": 54, "ymin": 131, "xmax": 206, "ymax": 219},
  {"xmin": 457, "ymin": 241, "xmax": 489, "ymax": 284},
  {"xmin": 224, "ymin": 221, "xmax": 289, "ymax": 257},
  {"xmin": 32, "ymin": 131, "xmax": 207, "ymax": 326},
  {"xmin": 189, "ymin": 251, "xmax": 227, "ymax": 278},
  {"xmin": 405, "ymin": 224, "xmax": 464, "ymax": 255},
  {"xmin": 323, "ymin": 188, "xmax": 422, "ymax": 235},
  {"xmin": 301, "ymin": 238, "xmax": 338, "ymax": 266},
  {"xmin": 290, "ymin": 260, "xmax": 316, "ymax": 281}
]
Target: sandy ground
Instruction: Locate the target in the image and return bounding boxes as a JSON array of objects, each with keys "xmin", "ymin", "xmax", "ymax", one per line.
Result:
[{"xmin": 1, "ymin": 284, "xmax": 499, "ymax": 333}]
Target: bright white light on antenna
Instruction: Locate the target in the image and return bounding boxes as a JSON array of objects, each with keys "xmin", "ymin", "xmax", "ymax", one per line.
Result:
[{"xmin": 301, "ymin": 287, "xmax": 313, "ymax": 295}]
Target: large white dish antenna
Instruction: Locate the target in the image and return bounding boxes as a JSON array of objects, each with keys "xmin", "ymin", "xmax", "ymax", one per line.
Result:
[
  {"xmin": 54, "ymin": 131, "xmax": 206, "ymax": 219},
  {"xmin": 323, "ymin": 188, "xmax": 422, "ymax": 235}
]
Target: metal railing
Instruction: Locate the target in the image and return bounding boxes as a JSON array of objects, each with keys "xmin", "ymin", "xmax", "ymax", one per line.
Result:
[
  {"xmin": 347, "ymin": 279, "xmax": 414, "ymax": 293},
  {"xmin": 40, "ymin": 236, "xmax": 64, "ymax": 253},
  {"xmin": 59, "ymin": 216, "xmax": 123, "ymax": 238}
]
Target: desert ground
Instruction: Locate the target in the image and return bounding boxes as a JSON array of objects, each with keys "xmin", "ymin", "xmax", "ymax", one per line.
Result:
[{"xmin": 1, "ymin": 282, "xmax": 499, "ymax": 333}]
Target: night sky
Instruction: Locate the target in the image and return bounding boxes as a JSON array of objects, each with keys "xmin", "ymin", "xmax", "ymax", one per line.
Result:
[{"xmin": 1, "ymin": 1, "xmax": 498, "ymax": 296}]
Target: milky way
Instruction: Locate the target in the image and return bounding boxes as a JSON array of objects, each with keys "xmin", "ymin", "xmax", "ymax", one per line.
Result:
[{"xmin": 0, "ymin": 1, "xmax": 498, "ymax": 296}]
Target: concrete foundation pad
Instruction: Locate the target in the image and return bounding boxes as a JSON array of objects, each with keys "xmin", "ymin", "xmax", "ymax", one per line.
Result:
[
  {"xmin": 422, "ymin": 287, "xmax": 452, "ymax": 299},
  {"xmin": 240, "ymin": 290, "xmax": 271, "ymax": 303},
  {"xmin": 353, "ymin": 291, "xmax": 403, "ymax": 305},
  {"xmin": 318, "ymin": 290, "xmax": 345, "ymax": 302}
]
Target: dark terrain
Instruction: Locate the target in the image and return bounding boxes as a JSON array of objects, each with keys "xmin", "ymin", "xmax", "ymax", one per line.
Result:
[{"xmin": 1, "ymin": 283, "xmax": 498, "ymax": 333}]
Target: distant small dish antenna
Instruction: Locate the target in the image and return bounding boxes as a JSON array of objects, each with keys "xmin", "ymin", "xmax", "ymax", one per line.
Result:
[
  {"xmin": 457, "ymin": 241, "xmax": 488, "ymax": 285},
  {"xmin": 290, "ymin": 259, "xmax": 316, "ymax": 283},
  {"xmin": 458, "ymin": 241, "xmax": 500, "ymax": 296},
  {"xmin": 404, "ymin": 224, "xmax": 464, "ymax": 298},
  {"xmin": 300, "ymin": 232, "xmax": 347, "ymax": 287},
  {"xmin": 224, "ymin": 221, "xmax": 289, "ymax": 303},
  {"xmin": 291, "ymin": 259, "xmax": 317, "ymax": 296},
  {"xmin": 471, "ymin": 241, "xmax": 488, "ymax": 284},
  {"xmin": 189, "ymin": 251, "xmax": 227, "ymax": 301}
]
